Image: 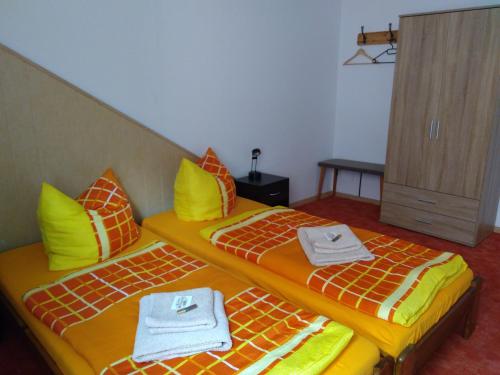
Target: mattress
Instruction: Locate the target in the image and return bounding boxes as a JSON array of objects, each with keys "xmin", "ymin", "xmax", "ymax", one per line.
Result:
[
  {"xmin": 142, "ymin": 197, "xmax": 473, "ymax": 357},
  {"xmin": 0, "ymin": 227, "xmax": 379, "ymax": 375}
]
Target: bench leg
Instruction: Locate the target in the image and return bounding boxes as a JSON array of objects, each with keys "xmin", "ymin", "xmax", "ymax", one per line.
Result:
[
  {"xmin": 332, "ymin": 168, "xmax": 338, "ymax": 197},
  {"xmin": 380, "ymin": 176, "xmax": 384, "ymax": 202},
  {"xmin": 317, "ymin": 167, "xmax": 326, "ymax": 200}
]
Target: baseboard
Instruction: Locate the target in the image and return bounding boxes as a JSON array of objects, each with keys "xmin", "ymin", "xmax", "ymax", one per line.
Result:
[
  {"xmin": 335, "ymin": 192, "xmax": 381, "ymax": 206},
  {"xmin": 291, "ymin": 191, "xmax": 380, "ymax": 208},
  {"xmin": 290, "ymin": 191, "xmax": 334, "ymax": 208}
]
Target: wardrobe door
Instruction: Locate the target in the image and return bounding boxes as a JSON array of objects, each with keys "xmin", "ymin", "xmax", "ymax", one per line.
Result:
[
  {"xmin": 426, "ymin": 8, "xmax": 500, "ymax": 198},
  {"xmin": 385, "ymin": 14, "xmax": 449, "ymax": 188}
]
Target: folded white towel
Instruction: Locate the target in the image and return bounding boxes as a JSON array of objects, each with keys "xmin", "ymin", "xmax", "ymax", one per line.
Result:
[
  {"xmin": 298, "ymin": 227, "xmax": 375, "ymax": 266},
  {"xmin": 304, "ymin": 225, "xmax": 363, "ymax": 253},
  {"xmin": 145, "ymin": 287, "xmax": 216, "ymax": 333},
  {"xmin": 133, "ymin": 291, "xmax": 232, "ymax": 363}
]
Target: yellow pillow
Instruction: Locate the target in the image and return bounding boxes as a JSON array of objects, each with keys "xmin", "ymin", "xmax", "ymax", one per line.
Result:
[
  {"xmin": 38, "ymin": 183, "xmax": 98, "ymax": 270},
  {"xmin": 174, "ymin": 159, "xmax": 224, "ymax": 221},
  {"xmin": 37, "ymin": 170, "xmax": 140, "ymax": 271}
]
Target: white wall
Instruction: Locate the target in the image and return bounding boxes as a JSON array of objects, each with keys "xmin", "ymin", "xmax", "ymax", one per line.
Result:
[
  {"xmin": 1, "ymin": 0, "xmax": 498, "ymax": 223},
  {"xmin": 0, "ymin": 0, "xmax": 341, "ymax": 203},
  {"xmin": 333, "ymin": 0, "xmax": 500, "ymax": 226}
]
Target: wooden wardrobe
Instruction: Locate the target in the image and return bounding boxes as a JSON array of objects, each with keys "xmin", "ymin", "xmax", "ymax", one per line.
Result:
[{"xmin": 380, "ymin": 6, "xmax": 500, "ymax": 247}]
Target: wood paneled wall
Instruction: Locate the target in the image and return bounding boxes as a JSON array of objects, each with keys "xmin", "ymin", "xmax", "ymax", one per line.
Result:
[{"xmin": 0, "ymin": 44, "xmax": 196, "ymax": 251}]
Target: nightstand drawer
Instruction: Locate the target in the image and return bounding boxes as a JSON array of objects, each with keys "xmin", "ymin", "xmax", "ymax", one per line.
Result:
[
  {"xmin": 259, "ymin": 179, "xmax": 288, "ymax": 197},
  {"xmin": 235, "ymin": 174, "xmax": 289, "ymax": 207},
  {"xmin": 256, "ymin": 186, "xmax": 289, "ymax": 207}
]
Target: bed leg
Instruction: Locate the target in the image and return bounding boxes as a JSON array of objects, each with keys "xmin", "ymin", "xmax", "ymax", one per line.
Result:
[
  {"xmin": 394, "ymin": 345, "xmax": 417, "ymax": 375},
  {"xmin": 460, "ymin": 276, "xmax": 482, "ymax": 339},
  {"xmin": 373, "ymin": 356, "xmax": 394, "ymax": 375}
]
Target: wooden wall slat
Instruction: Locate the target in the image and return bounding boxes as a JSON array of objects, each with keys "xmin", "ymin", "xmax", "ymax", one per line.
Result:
[{"xmin": 0, "ymin": 43, "xmax": 196, "ymax": 251}]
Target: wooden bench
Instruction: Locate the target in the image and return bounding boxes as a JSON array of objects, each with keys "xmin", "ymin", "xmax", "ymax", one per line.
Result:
[{"xmin": 317, "ymin": 158, "xmax": 385, "ymax": 201}]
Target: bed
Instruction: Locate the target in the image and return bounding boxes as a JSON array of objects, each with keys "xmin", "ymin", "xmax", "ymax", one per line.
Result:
[
  {"xmin": 0, "ymin": 226, "xmax": 384, "ymax": 375},
  {"xmin": 142, "ymin": 197, "xmax": 481, "ymax": 375}
]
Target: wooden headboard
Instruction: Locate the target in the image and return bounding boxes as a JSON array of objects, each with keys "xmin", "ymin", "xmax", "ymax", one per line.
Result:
[{"xmin": 0, "ymin": 44, "xmax": 196, "ymax": 251}]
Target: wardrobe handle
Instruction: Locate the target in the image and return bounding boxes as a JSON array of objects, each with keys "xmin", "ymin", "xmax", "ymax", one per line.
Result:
[
  {"xmin": 269, "ymin": 192, "xmax": 281, "ymax": 197},
  {"xmin": 415, "ymin": 218, "xmax": 432, "ymax": 225},
  {"xmin": 429, "ymin": 120, "xmax": 435, "ymax": 140},
  {"xmin": 435, "ymin": 121, "xmax": 440, "ymax": 140},
  {"xmin": 417, "ymin": 198, "xmax": 437, "ymax": 205}
]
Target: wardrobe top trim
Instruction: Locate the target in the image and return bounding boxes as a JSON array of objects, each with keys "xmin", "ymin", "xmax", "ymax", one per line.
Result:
[{"xmin": 401, "ymin": 4, "xmax": 499, "ymax": 18}]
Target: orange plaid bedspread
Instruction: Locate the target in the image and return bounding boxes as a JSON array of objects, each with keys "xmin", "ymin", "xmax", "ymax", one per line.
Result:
[
  {"xmin": 24, "ymin": 242, "xmax": 206, "ymax": 335},
  {"xmin": 205, "ymin": 208, "xmax": 331, "ymax": 263},
  {"xmin": 24, "ymin": 240, "xmax": 353, "ymax": 374},
  {"xmin": 201, "ymin": 208, "xmax": 468, "ymax": 326},
  {"xmin": 101, "ymin": 287, "xmax": 344, "ymax": 374},
  {"xmin": 307, "ymin": 234, "xmax": 464, "ymax": 323}
]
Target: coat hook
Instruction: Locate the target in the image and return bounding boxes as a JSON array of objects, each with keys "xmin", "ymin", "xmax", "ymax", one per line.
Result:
[{"xmin": 388, "ymin": 23, "xmax": 395, "ymax": 44}]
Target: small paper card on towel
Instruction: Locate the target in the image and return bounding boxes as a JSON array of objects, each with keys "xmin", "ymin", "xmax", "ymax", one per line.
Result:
[
  {"xmin": 171, "ymin": 296, "xmax": 193, "ymax": 311},
  {"xmin": 146, "ymin": 288, "xmax": 216, "ymax": 333}
]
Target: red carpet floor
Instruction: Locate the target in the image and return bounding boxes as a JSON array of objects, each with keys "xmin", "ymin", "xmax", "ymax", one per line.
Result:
[
  {"xmin": 0, "ymin": 195, "xmax": 498, "ymax": 374},
  {"xmin": 298, "ymin": 195, "xmax": 500, "ymax": 375}
]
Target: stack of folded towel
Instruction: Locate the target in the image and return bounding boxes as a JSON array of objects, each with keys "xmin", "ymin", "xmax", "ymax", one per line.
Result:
[
  {"xmin": 298, "ymin": 224, "xmax": 375, "ymax": 266},
  {"xmin": 132, "ymin": 287, "xmax": 232, "ymax": 362}
]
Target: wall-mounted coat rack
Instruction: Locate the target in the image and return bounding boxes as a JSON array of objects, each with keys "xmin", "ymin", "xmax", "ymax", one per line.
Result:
[
  {"xmin": 357, "ymin": 24, "xmax": 398, "ymax": 45},
  {"xmin": 344, "ymin": 24, "xmax": 398, "ymax": 65}
]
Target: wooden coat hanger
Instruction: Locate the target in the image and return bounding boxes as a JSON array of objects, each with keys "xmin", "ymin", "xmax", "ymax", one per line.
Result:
[{"xmin": 343, "ymin": 47, "xmax": 375, "ymax": 65}]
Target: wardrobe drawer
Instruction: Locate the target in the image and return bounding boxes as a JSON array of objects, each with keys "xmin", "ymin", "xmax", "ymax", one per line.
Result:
[
  {"xmin": 380, "ymin": 202, "xmax": 477, "ymax": 246},
  {"xmin": 382, "ymin": 183, "xmax": 479, "ymax": 222}
]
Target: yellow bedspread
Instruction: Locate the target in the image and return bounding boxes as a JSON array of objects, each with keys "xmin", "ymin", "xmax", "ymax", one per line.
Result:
[
  {"xmin": 0, "ymin": 227, "xmax": 379, "ymax": 375},
  {"xmin": 142, "ymin": 198, "xmax": 474, "ymax": 358}
]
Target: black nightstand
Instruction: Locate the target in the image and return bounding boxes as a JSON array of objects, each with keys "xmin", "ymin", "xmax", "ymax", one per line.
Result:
[{"xmin": 235, "ymin": 173, "xmax": 289, "ymax": 207}]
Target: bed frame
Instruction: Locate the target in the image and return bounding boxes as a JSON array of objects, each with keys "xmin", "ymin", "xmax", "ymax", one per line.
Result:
[
  {"xmin": 0, "ymin": 293, "xmax": 63, "ymax": 375},
  {"xmin": 0, "ymin": 276, "xmax": 481, "ymax": 375}
]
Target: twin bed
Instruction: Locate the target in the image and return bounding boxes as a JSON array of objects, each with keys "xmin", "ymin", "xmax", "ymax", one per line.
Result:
[{"xmin": 0, "ymin": 227, "xmax": 381, "ymax": 375}]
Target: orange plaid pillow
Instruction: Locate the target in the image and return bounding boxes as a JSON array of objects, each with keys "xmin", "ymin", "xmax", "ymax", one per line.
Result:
[
  {"xmin": 197, "ymin": 148, "xmax": 236, "ymax": 216},
  {"xmin": 76, "ymin": 169, "xmax": 140, "ymax": 260},
  {"xmin": 37, "ymin": 169, "xmax": 140, "ymax": 270}
]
